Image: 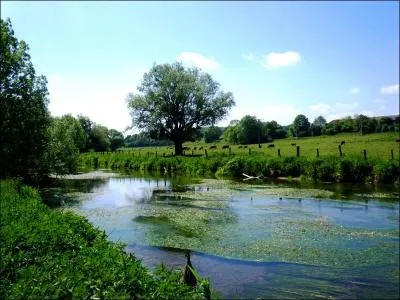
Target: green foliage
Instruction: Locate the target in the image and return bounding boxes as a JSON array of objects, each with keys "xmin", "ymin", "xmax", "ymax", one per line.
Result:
[
  {"xmin": 0, "ymin": 18, "xmax": 51, "ymax": 180},
  {"xmin": 0, "ymin": 180, "xmax": 205, "ymax": 299},
  {"xmin": 90, "ymin": 125, "xmax": 110, "ymax": 152},
  {"xmin": 48, "ymin": 114, "xmax": 87, "ymax": 175},
  {"xmin": 108, "ymin": 129, "xmax": 124, "ymax": 151},
  {"xmin": 224, "ymin": 115, "xmax": 286, "ymax": 144},
  {"xmin": 81, "ymin": 147, "xmax": 399, "ymax": 184},
  {"xmin": 127, "ymin": 62, "xmax": 235, "ymax": 155},
  {"xmin": 203, "ymin": 126, "xmax": 223, "ymax": 143},
  {"xmin": 291, "ymin": 114, "xmax": 310, "ymax": 137},
  {"xmin": 125, "ymin": 132, "xmax": 173, "ymax": 148}
]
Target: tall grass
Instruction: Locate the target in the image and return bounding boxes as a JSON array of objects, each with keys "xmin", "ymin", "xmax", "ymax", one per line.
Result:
[
  {"xmin": 0, "ymin": 180, "xmax": 208, "ymax": 299},
  {"xmin": 80, "ymin": 151, "xmax": 399, "ymax": 184}
]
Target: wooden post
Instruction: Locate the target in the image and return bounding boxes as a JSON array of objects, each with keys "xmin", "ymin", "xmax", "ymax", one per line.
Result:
[
  {"xmin": 278, "ymin": 149, "xmax": 281, "ymax": 157},
  {"xmin": 296, "ymin": 146, "xmax": 300, "ymax": 157},
  {"xmin": 163, "ymin": 153, "xmax": 165, "ymax": 157},
  {"xmin": 391, "ymin": 149, "xmax": 394, "ymax": 160},
  {"xmin": 338, "ymin": 145, "xmax": 342, "ymax": 157},
  {"xmin": 363, "ymin": 149, "xmax": 367, "ymax": 160},
  {"xmin": 205, "ymin": 149, "xmax": 208, "ymax": 158},
  {"xmin": 316, "ymin": 148, "xmax": 319, "ymax": 157},
  {"xmin": 191, "ymin": 150, "xmax": 194, "ymax": 156}
]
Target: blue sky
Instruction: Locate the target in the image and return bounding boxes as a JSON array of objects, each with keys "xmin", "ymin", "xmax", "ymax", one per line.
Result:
[{"xmin": 2, "ymin": 1, "xmax": 399, "ymax": 133}]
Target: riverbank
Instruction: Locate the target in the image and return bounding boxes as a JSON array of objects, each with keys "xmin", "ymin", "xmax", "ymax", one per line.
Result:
[
  {"xmin": 80, "ymin": 152, "xmax": 399, "ymax": 184},
  {"xmin": 0, "ymin": 180, "xmax": 208, "ymax": 299}
]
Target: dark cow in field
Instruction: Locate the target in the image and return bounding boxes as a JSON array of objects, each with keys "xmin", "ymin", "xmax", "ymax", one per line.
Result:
[
  {"xmin": 396, "ymin": 139, "xmax": 400, "ymax": 143},
  {"xmin": 193, "ymin": 147, "xmax": 197, "ymax": 150},
  {"xmin": 243, "ymin": 145, "xmax": 248, "ymax": 148},
  {"xmin": 268, "ymin": 144, "xmax": 275, "ymax": 148},
  {"xmin": 291, "ymin": 143, "xmax": 296, "ymax": 146},
  {"xmin": 209, "ymin": 145, "xmax": 217, "ymax": 149},
  {"xmin": 222, "ymin": 145, "xmax": 230, "ymax": 149},
  {"xmin": 238, "ymin": 146, "xmax": 242, "ymax": 149},
  {"xmin": 198, "ymin": 146, "xmax": 203, "ymax": 150},
  {"xmin": 183, "ymin": 146, "xmax": 191, "ymax": 151}
]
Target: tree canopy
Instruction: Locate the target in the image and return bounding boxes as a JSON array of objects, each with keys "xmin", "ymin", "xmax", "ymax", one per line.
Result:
[
  {"xmin": 291, "ymin": 114, "xmax": 310, "ymax": 138},
  {"xmin": 0, "ymin": 18, "xmax": 51, "ymax": 180},
  {"xmin": 127, "ymin": 62, "xmax": 235, "ymax": 155}
]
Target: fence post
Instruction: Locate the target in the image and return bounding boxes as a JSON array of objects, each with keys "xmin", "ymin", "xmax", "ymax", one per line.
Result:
[
  {"xmin": 338, "ymin": 145, "xmax": 342, "ymax": 157},
  {"xmin": 296, "ymin": 146, "xmax": 300, "ymax": 157},
  {"xmin": 363, "ymin": 149, "xmax": 367, "ymax": 160},
  {"xmin": 205, "ymin": 149, "xmax": 208, "ymax": 158},
  {"xmin": 391, "ymin": 149, "xmax": 394, "ymax": 160},
  {"xmin": 163, "ymin": 153, "xmax": 165, "ymax": 157},
  {"xmin": 316, "ymin": 148, "xmax": 319, "ymax": 157},
  {"xmin": 278, "ymin": 149, "xmax": 281, "ymax": 157},
  {"xmin": 191, "ymin": 150, "xmax": 194, "ymax": 156}
]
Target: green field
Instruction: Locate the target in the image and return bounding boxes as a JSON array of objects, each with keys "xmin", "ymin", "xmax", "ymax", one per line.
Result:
[{"xmin": 116, "ymin": 132, "xmax": 399, "ymax": 160}]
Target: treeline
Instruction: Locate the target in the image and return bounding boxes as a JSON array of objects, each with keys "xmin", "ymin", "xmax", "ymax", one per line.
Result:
[{"xmin": 219, "ymin": 113, "xmax": 399, "ymax": 145}]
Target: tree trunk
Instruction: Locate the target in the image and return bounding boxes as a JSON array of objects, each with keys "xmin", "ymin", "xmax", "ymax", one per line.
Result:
[{"xmin": 174, "ymin": 140, "xmax": 183, "ymax": 156}]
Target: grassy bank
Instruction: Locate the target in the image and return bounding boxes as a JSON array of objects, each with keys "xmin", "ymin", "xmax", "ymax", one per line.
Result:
[
  {"xmin": 80, "ymin": 151, "xmax": 399, "ymax": 184},
  {"xmin": 0, "ymin": 180, "xmax": 209, "ymax": 299}
]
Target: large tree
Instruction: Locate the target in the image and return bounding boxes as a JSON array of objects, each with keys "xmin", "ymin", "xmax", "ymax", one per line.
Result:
[
  {"xmin": 0, "ymin": 18, "xmax": 51, "ymax": 179},
  {"xmin": 291, "ymin": 114, "xmax": 310, "ymax": 138},
  {"xmin": 127, "ymin": 62, "xmax": 235, "ymax": 155}
]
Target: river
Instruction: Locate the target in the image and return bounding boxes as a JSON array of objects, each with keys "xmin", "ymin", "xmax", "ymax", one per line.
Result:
[{"xmin": 42, "ymin": 171, "xmax": 400, "ymax": 299}]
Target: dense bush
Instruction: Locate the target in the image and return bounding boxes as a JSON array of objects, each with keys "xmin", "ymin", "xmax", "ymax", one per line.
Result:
[{"xmin": 0, "ymin": 180, "xmax": 207, "ymax": 299}]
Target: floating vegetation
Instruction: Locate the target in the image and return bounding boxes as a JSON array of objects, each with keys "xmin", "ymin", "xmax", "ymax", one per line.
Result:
[{"xmin": 54, "ymin": 176, "xmax": 399, "ymax": 273}]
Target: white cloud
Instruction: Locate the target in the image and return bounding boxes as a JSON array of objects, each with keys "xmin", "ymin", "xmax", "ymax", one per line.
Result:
[
  {"xmin": 242, "ymin": 53, "xmax": 255, "ymax": 61},
  {"xmin": 176, "ymin": 52, "xmax": 221, "ymax": 72},
  {"xmin": 309, "ymin": 103, "xmax": 332, "ymax": 115},
  {"xmin": 335, "ymin": 102, "xmax": 359, "ymax": 111},
  {"xmin": 261, "ymin": 51, "xmax": 301, "ymax": 68},
  {"xmin": 380, "ymin": 84, "xmax": 399, "ymax": 95},
  {"xmin": 349, "ymin": 87, "xmax": 360, "ymax": 94},
  {"xmin": 47, "ymin": 67, "xmax": 148, "ymax": 134}
]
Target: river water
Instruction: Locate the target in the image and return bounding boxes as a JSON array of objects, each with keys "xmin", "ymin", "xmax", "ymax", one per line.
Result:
[{"xmin": 42, "ymin": 171, "xmax": 399, "ymax": 299}]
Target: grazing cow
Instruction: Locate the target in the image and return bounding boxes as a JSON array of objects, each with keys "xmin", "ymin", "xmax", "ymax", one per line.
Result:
[
  {"xmin": 340, "ymin": 141, "xmax": 345, "ymax": 145},
  {"xmin": 291, "ymin": 143, "xmax": 296, "ymax": 146},
  {"xmin": 238, "ymin": 146, "xmax": 242, "ymax": 149},
  {"xmin": 193, "ymin": 147, "xmax": 197, "ymax": 150},
  {"xmin": 396, "ymin": 139, "xmax": 400, "ymax": 143},
  {"xmin": 268, "ymin": 144, "xmax": 275, "ymax": 148},
  {"xmin": 209, "ymin": 145, "xmax": 217, "ymax": 149},
  {"xmin": 222, "ymin": 144, "xmax": 229, "ymax": 149},
  {"xmin": 243, "ymin": 145, "xmax": 248, "ymax": 148},
  {"xmin": 198, "ymin": 146, "xmax": 203, "ymax": 150},
  {"xmin": 182, "ymin": 146, "xmax": 191, "ymax": 151}
]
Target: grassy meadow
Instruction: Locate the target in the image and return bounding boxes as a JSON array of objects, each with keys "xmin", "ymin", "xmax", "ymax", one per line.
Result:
[{"xmin": 111, "ymin": 132, "xmax": 399, "ymax": 160}]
